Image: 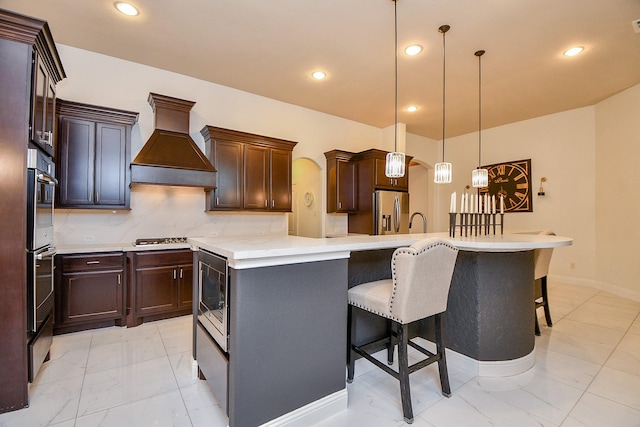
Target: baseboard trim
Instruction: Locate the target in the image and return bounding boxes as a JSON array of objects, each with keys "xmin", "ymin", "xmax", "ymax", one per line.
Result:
[
  {"xmin": 259, "ymin": 389, "xmax": 348, "ymax": 427},
  {"xmin": 550, "ymin": 275, "xmax": 640, "ymax": 302}
]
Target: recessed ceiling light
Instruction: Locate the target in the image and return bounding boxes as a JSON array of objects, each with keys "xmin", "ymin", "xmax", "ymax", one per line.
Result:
[
  {"xmin": 406, "ymin": 106, "xmax": 417, "ymax": 113},
  {"xmin": 563, "ymin": 46, "xmax": 584, "ymax": 57},
  {"xmin": 114, "ymin": 2, "xmax": 139, "ymax": 16},
  {"xmin": 404, "ymin": 45, "xmax": 423, "ymax": 56},
  {"xmin": 311, "ymin": 71, "xmax": 326, "ymax": 80}
]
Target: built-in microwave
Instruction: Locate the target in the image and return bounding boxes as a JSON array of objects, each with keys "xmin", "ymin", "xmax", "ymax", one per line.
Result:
[{"xmin": 197, "ymin": 250, "xmax": 229, "ymax": 353}]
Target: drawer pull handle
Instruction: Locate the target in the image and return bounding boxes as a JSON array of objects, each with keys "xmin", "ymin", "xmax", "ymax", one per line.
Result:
[
  {"xmin": 86, "ymin": 260, "xmax": 100, "ymax": 265},
  {"xmin": 117, "ymin": 274, "xmax": 121, "ymax": 285}
]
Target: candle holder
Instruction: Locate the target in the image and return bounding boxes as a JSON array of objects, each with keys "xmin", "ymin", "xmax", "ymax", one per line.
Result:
[{"xmin": 448, "ymin": 211, "xmax": 504, "ymax": 237}]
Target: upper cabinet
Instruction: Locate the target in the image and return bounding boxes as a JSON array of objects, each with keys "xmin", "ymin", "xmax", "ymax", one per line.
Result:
[
  {"xmin": 201, "ymin": 126, "xmax": 297, "ymax": 212},
  {"xmin": 325, "ymin": 150, "xmax": 357, "ymax": 213},
  {"xmin": 354, "ymin": 149, "xmax": 411, "ymax": 192},
  {"xmin": 56, "ymin": 100, "xmax": 138, "ymax": 209},
  {"xmin": 30, "ymin": 51, "xmax": 58, "ymax": 156}
]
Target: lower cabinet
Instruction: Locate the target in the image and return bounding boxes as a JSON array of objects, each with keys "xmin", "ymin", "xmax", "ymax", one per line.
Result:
[
  {"xmin": 129, "ymin": 249, "xmax": 193, "ymax": 326},
  {"xmin": 54, "ymin": 252, "xmax": 126, "ymax": 334}
]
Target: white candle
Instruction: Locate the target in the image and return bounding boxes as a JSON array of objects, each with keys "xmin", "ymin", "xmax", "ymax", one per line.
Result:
[
  {"xmin": 500, "ymin": 195, "xmax": 504, "ymax": 214},
  {"xmin": 484, "ymin": 194, "xmax": 489, "ymax": 214},
  {"xmin": 465, "ymin": 193, "xmax": 469, "ymax": 214},
  {"xmin": 453, "ymin": 192, "xmax": 457, "ymax": 213},
  {"xmin": 492, "ymin": 195, "xmax": 496, "ymax": 214}
]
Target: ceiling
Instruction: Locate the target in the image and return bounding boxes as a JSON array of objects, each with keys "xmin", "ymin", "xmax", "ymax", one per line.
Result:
[{"xmin": 2, "ymin": 0, "xmax": 639, "ymax": 139}]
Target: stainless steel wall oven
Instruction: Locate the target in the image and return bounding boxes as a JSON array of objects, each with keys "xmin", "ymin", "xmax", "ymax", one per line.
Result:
[{"xmin": 26, "ymin": 148, "xmax": 56, "ymax": 382}]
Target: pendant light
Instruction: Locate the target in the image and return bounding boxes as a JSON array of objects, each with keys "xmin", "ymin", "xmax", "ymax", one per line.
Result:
[
  {"xmin": 434, "ymin": 25, "xmax": 452, "ymax": 184},
  {"xmin": 472, "ymin": 49, "xmax": 488, "ymax": 188},
  {"xmin": 385, "ymin": 0, "xmax": 406, "ymax": 178}
]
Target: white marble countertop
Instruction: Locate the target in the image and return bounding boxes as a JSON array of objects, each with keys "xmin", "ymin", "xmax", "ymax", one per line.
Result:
[
  {"xmin": 55, "ymin": 242, "xmax": 192, "ymax": 255},
  {"xmin": 189, "ymin": 232, "xmax": 572, "ymax": 269}
]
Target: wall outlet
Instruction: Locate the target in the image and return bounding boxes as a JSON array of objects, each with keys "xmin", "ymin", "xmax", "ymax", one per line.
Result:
[
  {"xmin": 83, "ymin": 235, "xmax": 96, "ymax": 242},
  {"xmin": 209, "ymin": 231, "xmax": 218, "ymax": 237}
]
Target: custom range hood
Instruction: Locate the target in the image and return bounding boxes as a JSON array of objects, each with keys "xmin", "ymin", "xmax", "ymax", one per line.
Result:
[{"xmin": 131, "ymin": 93, "xmax": 216, "ymax": 188}]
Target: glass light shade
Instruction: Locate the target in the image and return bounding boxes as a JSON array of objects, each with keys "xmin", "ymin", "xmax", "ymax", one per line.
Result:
[
  {"xmin": 472, "ymin": 168, "xmax": 488, "ymax": 188},
  {"xmin": 385, "ymin": 152, "xmax": 406, "ymax": 178},
  {"xmin": 434, "ymin": 162, "xmax": 452, "ymax": 184}
]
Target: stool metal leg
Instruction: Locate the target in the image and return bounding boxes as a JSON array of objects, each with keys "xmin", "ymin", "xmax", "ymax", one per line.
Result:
[
  {"xmin": 397, "ymin": 322, "xmax": 414, "ymax": 423},
  {"xmin": 435, "ymin": 313, "xmax": 451, "ymax": 397},
  {"xmin": 541, "ymin": 276, "xmax": 553, "ymax": 326},
  {"xmin": 347, "ymin": 305, "xmax": 355, "ymax": 383}
]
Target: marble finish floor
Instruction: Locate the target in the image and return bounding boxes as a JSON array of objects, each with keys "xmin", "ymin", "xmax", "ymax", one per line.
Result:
[{"xmin": 1, "ymin": 280, "xmax": 639, "ymax": 427}]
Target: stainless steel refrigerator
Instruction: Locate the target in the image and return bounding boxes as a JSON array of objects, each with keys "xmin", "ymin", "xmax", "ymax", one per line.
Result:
[{"xmin": 374, "ymin": 190, "xmax": 409, "ymax": 235}]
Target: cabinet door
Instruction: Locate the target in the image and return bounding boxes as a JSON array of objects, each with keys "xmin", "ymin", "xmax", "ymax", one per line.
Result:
[
  {"xmin": 177, "ymin": 263, "xmax": 193, "ymax": 309},
  {"xmin": 270, "ymin": 148, "xmax": 292, "ymax": 211},
  {"xmin": 374, "ymin": 157, "xmax": 396, "ymax": 190},
  {"xmin": 373, "ymin": 157, "xmax": 409, "ymax": 190},
  {"xmin": 30, "ymin": 55, "xmax": 53, "ymax": 154},
  {"xmin": 211, "ymin": 140, "xmax": 243, "ymax": 209},
  {"xmin": 57, "ymin": 117, "xmax": 96, "ymax": 206},
  {"xmin": 95, "ymin": 122, "xmax": 127, "ymax": 206},
  {"xmin": 135, "ymin": 266, "xmax": 178, "ymax": 316},
  {"xmin": 244, "ymin": 145, "xmax": 268, "ymax": 209},
  {"xmin": 60, "ymin": 270, "xmax": 123, "ymax": 324},
  {"xmin": 337, "ymin": 160, "xmax": 357, "ymax": 212}
]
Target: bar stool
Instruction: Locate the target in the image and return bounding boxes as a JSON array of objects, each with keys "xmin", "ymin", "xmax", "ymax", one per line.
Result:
[
  {"xmin": 346, "ymin": 238, "xmax": 458, "ymax": 424},
  {"xmin": 534, "ymin": 230, "xmax": 555, "ymax": 336}
]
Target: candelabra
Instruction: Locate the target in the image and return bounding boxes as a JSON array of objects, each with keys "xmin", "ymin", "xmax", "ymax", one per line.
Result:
[{"xmin": 448, "ymin": 212, "xmax": 504, "ymax": 238}]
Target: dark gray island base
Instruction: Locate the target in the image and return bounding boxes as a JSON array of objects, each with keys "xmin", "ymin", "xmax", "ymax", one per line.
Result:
[{"xmin": 196, "ymin": 256, "xmax": 348, "ymax": 427}]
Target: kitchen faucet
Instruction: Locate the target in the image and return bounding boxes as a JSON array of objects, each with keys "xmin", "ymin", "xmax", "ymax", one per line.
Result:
[{"xmin": 409, "ymin": 212, "xmax": 427, "ymax": 233}]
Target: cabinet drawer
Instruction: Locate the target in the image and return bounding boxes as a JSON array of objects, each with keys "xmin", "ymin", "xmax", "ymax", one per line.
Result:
[
  {"xmin": 61, "ymin": 252, "xmax": 124, "ymax": 272},
  {"xmin": 134, "ymin": 249, "xmax": 193, "ymax": 267}
]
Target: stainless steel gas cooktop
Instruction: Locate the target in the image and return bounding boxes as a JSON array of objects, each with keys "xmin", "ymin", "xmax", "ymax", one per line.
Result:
[{"xmin": 134, "ymin": 237, "xmax": 188, "ymax": 246}]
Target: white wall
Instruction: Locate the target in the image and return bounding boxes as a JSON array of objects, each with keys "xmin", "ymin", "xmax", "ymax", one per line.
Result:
[
  {"xmin": 594, "ymin": 84, "xmax": 640, "ymax": 296},
  {"xmin": 53, "ymin": 45, "xmax": 382, "ymax": 244},
  {"xmin": 429, "ymin": 107, "xmax": 598, "ymax": 281}
]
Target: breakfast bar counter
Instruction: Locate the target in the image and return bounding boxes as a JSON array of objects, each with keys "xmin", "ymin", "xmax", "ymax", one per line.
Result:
[{"xmin": 188, "ymin": 232, "xmax": 571, "ymax": 427}]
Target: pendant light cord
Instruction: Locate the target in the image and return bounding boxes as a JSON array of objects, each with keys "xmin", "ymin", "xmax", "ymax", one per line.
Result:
[
  {"xmin": 394, "ymin": 0, "xmax": 398, "ymax": 153},
  {"xmin": 439, "ymin": 25, "xmax": 450, "ymax": 162},
  {"xmin": 475, "ymin": 50, "xmax": 485, "ymax": 169}
]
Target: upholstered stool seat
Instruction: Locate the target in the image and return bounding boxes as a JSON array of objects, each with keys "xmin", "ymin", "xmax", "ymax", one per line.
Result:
[{"xmin": 346, "ymin": 238, "xmax": 458, "ymax": 424}]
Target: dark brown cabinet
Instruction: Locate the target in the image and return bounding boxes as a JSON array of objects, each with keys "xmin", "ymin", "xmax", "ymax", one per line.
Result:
[
  {"xmin": 54, "ymin": 252, "xmax": 126, "ymax": 334},
  {"xmin": 362, "ymin": 150, "xmax": 410, "ymax": 191},
  {"xmin": 130, "ymin": 250, "xmax": 193, "ymax": 326},
  {"xmin": 325, "ymin": 150, "xmax": 357, "ymax": 213},
  {"xmin": 201, "ymin": 126, "xmax": 297, "ymax": 212},
  {"xmin": 30, "ymin": 51, "xmax": 57, "ymax": 156},
  {"xmin": 1, "ymin": 10, "xmax": 65, "ymax": 411},
  {"xmin": 56, "ymin": 100, "xmax": 138, "ymax": 209}
]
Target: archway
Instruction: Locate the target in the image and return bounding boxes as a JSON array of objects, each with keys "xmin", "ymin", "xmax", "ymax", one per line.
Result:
[{"xmin": 291, "ymin": 158, "xmax": 322, "ymax": 237}]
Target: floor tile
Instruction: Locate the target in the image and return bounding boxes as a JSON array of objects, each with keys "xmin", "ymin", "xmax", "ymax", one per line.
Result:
[
  {"xmin": 565, "ymin": 301, "xmax": 639, "ymax": 332},
  {"xmin": 77, "ymin": 356, "xmax": 178, "ymax": 417},
  {"xmin": 179, "ymin": 380, "xmax": 228, "ymax": 427},
  {"xmin": 628, "ymin": 316, "xmax": 640, "ymax": 336},
  {"xmin": 587, "ymin": 366, "xmax": 640, "ymax": 411},
  {"xmin": 74, "ymin": 389, "xmax": 192, "ymax": 427},
  {"xmin": 531, "ymin": 347, "xmax": 601, "ymax": 390},
  {"xmin": 169, "ymin": 350, "xmax": 199, "ymax": 388},
  {"xmin": 0, "ymin": 376, "xmax": 83, "ymax": 427},
  {"xmin": 561, "ymin": 391, "xmax": 640, "ymax": 427},
  {"xmin": 604, "ymin": 332, "xmax": 640, "ymax": 376},
  {"xmin": 85, "ymin": 328, "xmax": 167, "ymax": 374}
]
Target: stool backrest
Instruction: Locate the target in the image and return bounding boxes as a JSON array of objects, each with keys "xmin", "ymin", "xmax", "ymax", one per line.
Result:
[
  {"xmin": 390, "ymin": 238, "xmax": 458, "ymax": 324},
  {"xmin": 534, "ymin": 230, "xmax": 555, "ymax": 280}
]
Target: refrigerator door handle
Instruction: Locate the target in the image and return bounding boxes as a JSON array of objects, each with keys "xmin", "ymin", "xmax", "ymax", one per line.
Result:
[{"xmin": 394, "ymin": 196, "xmax": 400, "ymax": 233}]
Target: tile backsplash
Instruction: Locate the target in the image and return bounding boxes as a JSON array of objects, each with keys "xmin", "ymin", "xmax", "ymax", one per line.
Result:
[{"xmin": 54, "ymin": 186, "xmax": 288, "ymax": 245}]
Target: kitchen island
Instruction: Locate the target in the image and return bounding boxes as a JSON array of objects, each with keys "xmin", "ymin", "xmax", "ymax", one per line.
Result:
[{"xmin": 189, "ymin": 232, "xmax": 571, "ymax": 427}]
